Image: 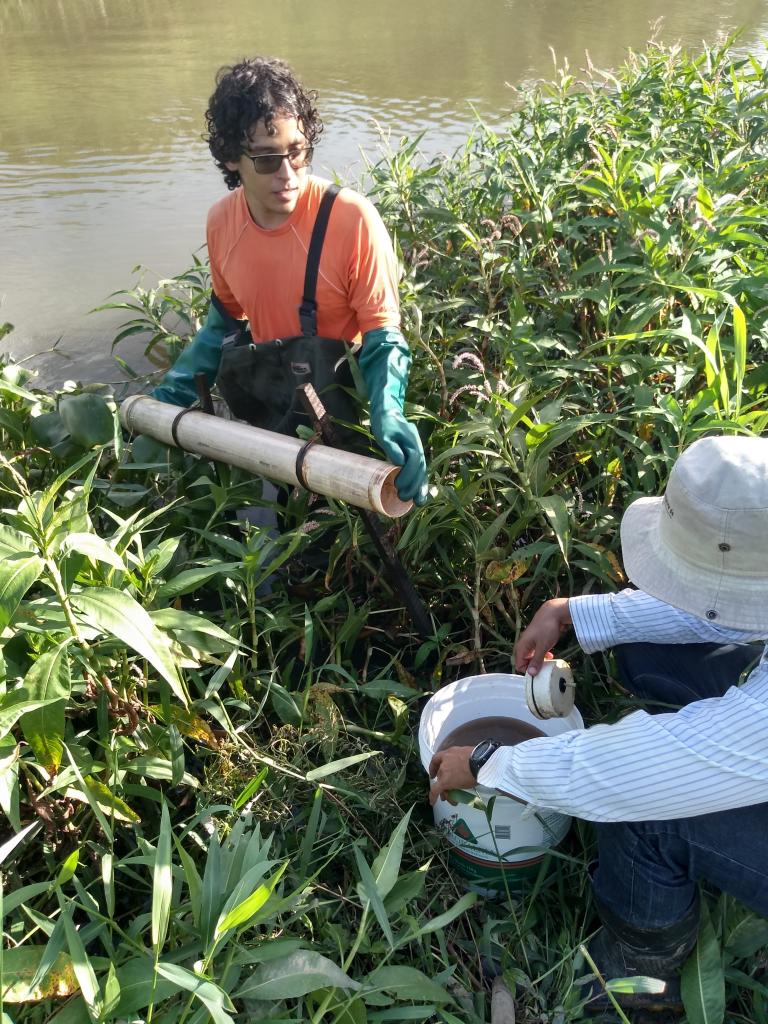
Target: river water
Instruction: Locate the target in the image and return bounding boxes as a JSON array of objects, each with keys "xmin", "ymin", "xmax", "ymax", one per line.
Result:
[{"xmin": 2, "ymin": 0, "xmax": 767, "ymax": 382}]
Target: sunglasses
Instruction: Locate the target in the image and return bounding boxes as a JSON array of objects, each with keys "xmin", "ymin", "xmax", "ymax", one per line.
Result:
[{"xmin": 242, "ymin": 146, "xmax": 314, "ymax": 175}]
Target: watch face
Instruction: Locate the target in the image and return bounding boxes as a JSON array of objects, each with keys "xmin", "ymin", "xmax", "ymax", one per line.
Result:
[
  {"xmin": 469, "ymin": 738, "xmax": 499, "ymax": 779},
  {"xmin": 473, "ymin": 740, "xmax": 496, "ymax": 761}
]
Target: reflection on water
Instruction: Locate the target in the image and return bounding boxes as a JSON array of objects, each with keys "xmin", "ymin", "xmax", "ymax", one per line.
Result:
[{"xmin": 1, "ymin": 0, "xmax": 767, "ymax": 380}]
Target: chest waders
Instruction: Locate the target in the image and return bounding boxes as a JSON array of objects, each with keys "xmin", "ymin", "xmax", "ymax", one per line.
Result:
[{"xmin": 216, "ymin": 183, "xmax": 358, "ymax": 445}]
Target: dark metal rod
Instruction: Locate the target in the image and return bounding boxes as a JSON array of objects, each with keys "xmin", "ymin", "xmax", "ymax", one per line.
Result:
[{"xmin": 296, "ymin": 383, "xmax": 433, "ymax": 640}]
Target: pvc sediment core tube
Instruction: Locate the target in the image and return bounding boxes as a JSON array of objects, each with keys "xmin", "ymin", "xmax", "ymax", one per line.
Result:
[
  {"xmin": 524, "ymin": 659, "xmax": 575, "ymax": 719},
  {"xmin": 120, "ymin": 395, "xmax": 412, "ymax": 518}
]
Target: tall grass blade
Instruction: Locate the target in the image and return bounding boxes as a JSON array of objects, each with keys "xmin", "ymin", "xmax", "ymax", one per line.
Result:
[
  {"xmin": 353, "ymin": 844, "xmax": 394, "ymax": 947},
  {"xmin": 151, "ymin": 801, "xmax": 173, "ymax": 950},
  {"xmin": 60, "ymin": 904, "xmax": 101, "ymax": 1022},
  {"xmin": 367, "ymin": 806, "xmax": 413, "ymax": 900},
  {"xmin": 305, "ymin": 751, "xmax": 380, "ymax": 781},
  {"xmin": 215, "ymin": 861, "xmax": 287, "ymax": 937},
  {"xmin": 681, "ymin": 901, "xmax": 726, "ymax": 1024},
  {"xmin": 154, "ymin": 962, "xmax": 235, "ymax": 1024}
]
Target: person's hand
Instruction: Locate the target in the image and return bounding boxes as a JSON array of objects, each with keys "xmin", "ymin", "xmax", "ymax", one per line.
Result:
[
  {"xmin": 515, "ymin": 598, "xmax": 572, "ymax": 675},
  {"xmin": 373, "ymin": 409, "xmax": 428, "ymax": 505},
  {"xmin": 428, "ymin": 746, "xmax": 475, "ymax": 805}
]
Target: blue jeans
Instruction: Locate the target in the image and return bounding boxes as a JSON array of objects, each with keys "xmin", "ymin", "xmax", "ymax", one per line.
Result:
[{"xmin": 592, "ymin": 642, "xmax": 768, "ymax": 929}]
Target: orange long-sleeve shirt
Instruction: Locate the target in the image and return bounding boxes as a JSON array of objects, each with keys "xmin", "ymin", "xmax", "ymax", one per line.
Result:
[{"xmin": 206, "ymin": 176, "xmax": 401, "ymax": 342}]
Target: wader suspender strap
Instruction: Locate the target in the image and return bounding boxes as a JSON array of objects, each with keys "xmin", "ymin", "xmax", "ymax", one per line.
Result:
[
  {"xmin": 298, "ymin": 183, "xmax": 341, "ymax": 336},
  {"xmin": 294, "ymin": 183, "xmax": 342, "ymax": 485}
]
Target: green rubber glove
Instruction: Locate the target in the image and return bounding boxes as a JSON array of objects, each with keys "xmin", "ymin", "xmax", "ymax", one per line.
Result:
[
  {"xmin": 151, "ymin": 301, "xmax": 232, "ymax": 407},
  {"xmin": 359, "ymin": 327, "xmax": 428, "ymax": 505}
]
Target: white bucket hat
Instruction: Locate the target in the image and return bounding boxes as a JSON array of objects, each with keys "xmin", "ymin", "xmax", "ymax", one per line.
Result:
[{"xmin": 620, "ymin": 435, "xmax": 768, "ymax": 631}]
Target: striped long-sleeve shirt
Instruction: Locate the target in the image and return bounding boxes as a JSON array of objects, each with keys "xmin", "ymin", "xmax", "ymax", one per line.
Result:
[{"xmin": 476, "ymin": 589, "xmax": 768, "ymax": 822}]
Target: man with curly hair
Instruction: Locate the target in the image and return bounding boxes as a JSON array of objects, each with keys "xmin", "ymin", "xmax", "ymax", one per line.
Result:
[{"xmin": 153, "ymin": 56, "xmax": 428, "ymax": 507}]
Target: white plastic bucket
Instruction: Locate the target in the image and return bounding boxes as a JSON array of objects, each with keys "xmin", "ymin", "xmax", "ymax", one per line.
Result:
[{"xmin": 419, "ymin": 673, "xmax": 584, "ymax": 894}]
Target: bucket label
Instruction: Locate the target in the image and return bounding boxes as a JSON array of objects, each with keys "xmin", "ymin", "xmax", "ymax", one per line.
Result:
[{"xmin": 451, "ymin": 818, "xmax": 478, "ymax": 844}]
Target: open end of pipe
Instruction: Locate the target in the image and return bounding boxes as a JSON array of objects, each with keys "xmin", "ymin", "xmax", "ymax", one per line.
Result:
[{"xmin": 378, "ymin": 467, "xmax": 413, "ymax": 518}]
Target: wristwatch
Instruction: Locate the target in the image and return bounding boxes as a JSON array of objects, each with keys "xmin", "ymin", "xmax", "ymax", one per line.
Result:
[{"xmin": 468, "ymin": 739, "xmax": 501, "ymax": 780}]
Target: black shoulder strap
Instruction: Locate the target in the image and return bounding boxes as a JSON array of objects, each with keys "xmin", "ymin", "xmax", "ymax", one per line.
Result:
[
  {"xmin": 298, "ymin": 183, "xmax": 341, "ymax": 336},
  {"xmin": 210, "ymin": 291, "xmax": 243, "ymax": 332}
]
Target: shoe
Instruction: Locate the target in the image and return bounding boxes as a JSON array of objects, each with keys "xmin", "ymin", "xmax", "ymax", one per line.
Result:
[{"xmin": 582, "ymin": 895, "xmax": 699, "ymax": 1019}]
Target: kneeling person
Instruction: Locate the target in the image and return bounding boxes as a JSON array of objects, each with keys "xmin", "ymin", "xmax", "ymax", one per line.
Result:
[{"xmin": 430, "ymin": 435, "xmax": 768, "ymax": 1016}]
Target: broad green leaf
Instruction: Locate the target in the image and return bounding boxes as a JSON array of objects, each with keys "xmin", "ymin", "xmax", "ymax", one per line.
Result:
[
  {"xmin": 307, "ymin": 989, "xmax": 368, "ymax": 1024},
  {"xmin": 30, "ymin": 410, "xmax": 69, "ymax": 448},
  {"xmin": 306, "ymin": 750, "xmax": 381, "ymax": 782},
  {"xmin": 0, "ymin": 553, "xmax": 44, "ymax": 630},
  {"xmin": 124, "ymin": 754, "xmax": 198, "ymax": 786},
  {"xmin": 696, "ymin": 182, "xmax": 715, "ymax": 221},
  {"xmin": 364, "ymin": 966, "xmax": 453, "ymax": 1005},
  {"xmin": 0, "ymin": 525, "xmax": 35, "ymax": 558},
  {"xmin": 367, "ymin": 1007, "xmax": 437, "ymax": 1021},
  {"xmin": 148, "ymin": 704, "xmax": 217, "ymax": 746},
  {"xmin": 154, "ymin": 962, "xmax": 235, "ymax": 1024},
  {"xmin": 71, "ymin": 587, "xmax": 187, "ymax": 704},
  {"xmin": 234, "ymin": 766, "xmax": 269, "ymax": 811},
  {"xmin": 705, "ymin": 320, "xmax": 728, "ymax": 412},
  {"xmin": 155, "ymin": 562, "xmax": 244, "ymax": 602},
  {"xmin": 73, "ymin": 777, "xmax": 140, "ymax": 823},
  {"xmin": 151, "ymin": 802, "xmax": 172, "ymax": 949},
  {"xmin": 28, "ymin": 915, "xmax": 68, "ymax": 998},
  {"xmin": 725, "ymin": 915, "xmax": 768, "ymax": 961},
  {"xmin": 20, "ymin": 640, "xmax": 72, "ymax": 773},
  {"xmin": 298, "ymin": 785, "xmax": 322, "ymax": 877},
  {"xmin": 58, "ymin": 394, "xmax": 114, "ymax": 448},
  {"xmin": 536, "ymin": 494, "xmax": 570, "ymax": 559},
  {"xmin": 0, "ymin": 946, "xmax": 78, "ymax": 1002},
  {"xmin": 0, "ymin": 737, "xmax": 21, "ymax": 831},
  {"xmin": 681, "ymin": 902, "xmax": 725, "ymax": 1024},
  {"xmin": 150, "ymin": 607, "xmax": 239, "ymax": 649},
  {"xmin": 0, "ymin": 693, "xmax": 60, "ymax": 744},
  {"xmin": 59, "ymin": 533, "xmax": 126, "ymax": 571},
  {"xmin": 236, "ymin": 950, "xmax": 361, "ymax": 1000},
  {"xmin": 383, "ymin": 865, "xmax": 429, "ymax": 915},
  {"xmin": 234, "ymin": 939, "xmax": 305, "ymax": 966}
]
